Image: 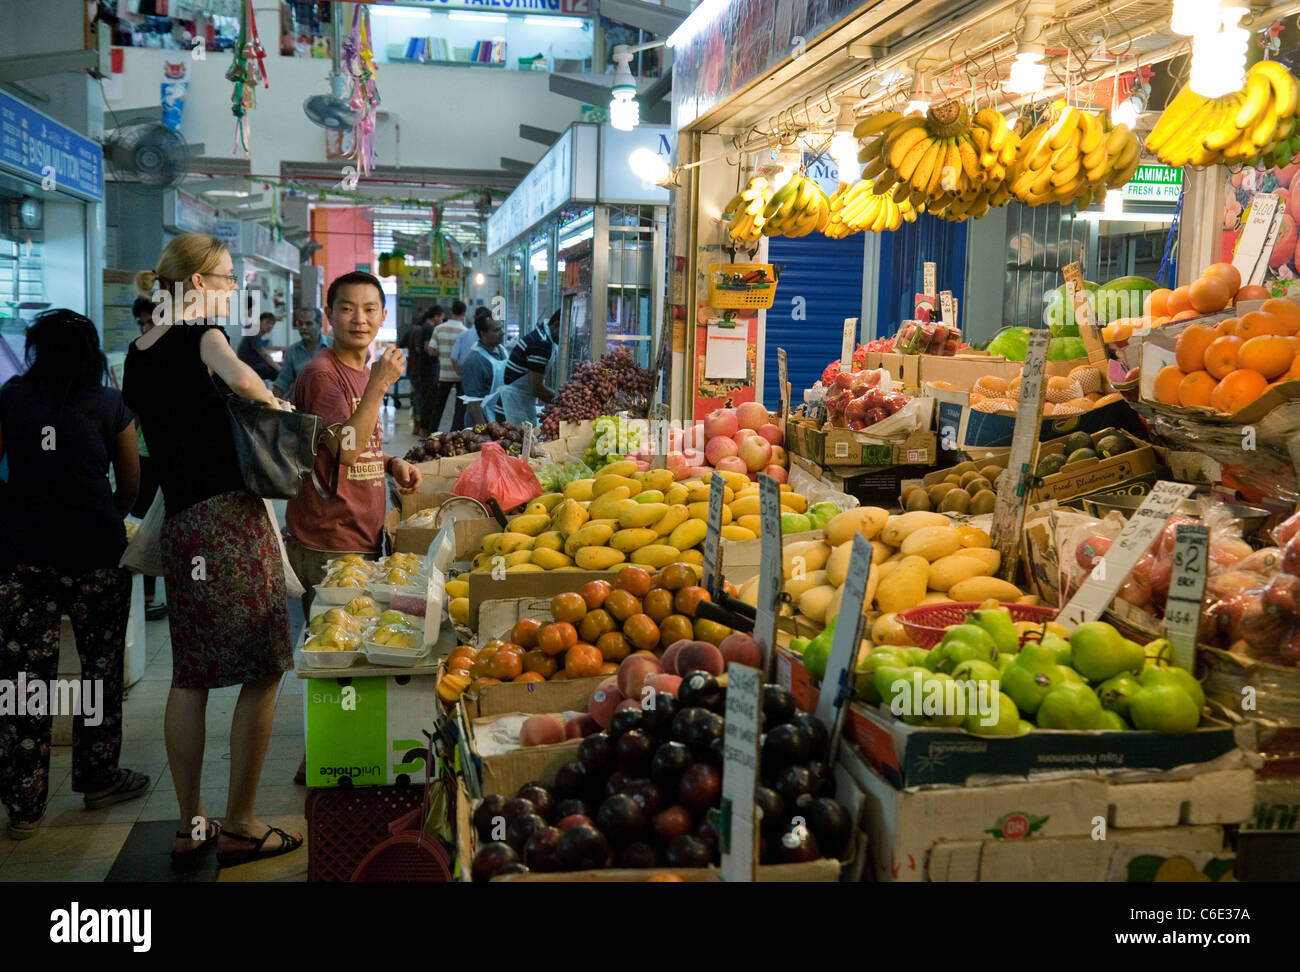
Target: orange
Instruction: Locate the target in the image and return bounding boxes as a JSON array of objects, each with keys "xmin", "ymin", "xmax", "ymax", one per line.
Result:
[
  {"xmin": 1235, "ymin": 284, "xmax": 1272, "ymax": 305},
  {"xmin": 564, "ymin": 642, "xmax": 604, "ymax": 678},
  {"xmin": 1175, "ymin": 323, "xmax": 1216, "ymax": 372},
  {"xmin": 1189, "ymin": 276, "xmax": 1231, "ymax": 313},
  {"xmin": 1259, "ymin": 298, "xmax": 1300, "ymax": 334},
  {"xmin": 1203, "ymin": 262, "xmax": 1243, "ymax": 294},
  {"xmin": 1152, "ymin": 315, "xmax": 1172, "ymax": 328},
  {"xmin": 1215, "ymin": 316, "xmax": 1239, "ymax": 336},
  {"xmin": 1286, "ymin": 355, "xmax": 1300, "ymax": 381},
  {"xmin": 1178, "ymin": 371, "xmax": 1219, "ymax": 407},
  {"xmin": 1237, "ymin": 335, "xmax": 1295, "ymax": 379},
  {"xmin": 1145, "ymin": 288, "xmax": 1173, "ymax": 318},
  {"xmin": 1153, "ymin": 365, "xmax": 1187, "ymax": 405},
  {"xmin": 1167, "ymin": 285, "xmax": 1193, "ymax": 314},
  {"xmin": 1171, "ymin": 309, "xmax": 1200, "ymax": 322},
  {"xmin": 1236, "ymin": 311, "xmax": 1286, "ymax": 340},
  {"xmin": 1210, "ymin": 369, "xmax": 1268, "ymax": 413},
  {"xmin": 1204, "ymin": 335, "xmax": 1243, "ymax": 379}
]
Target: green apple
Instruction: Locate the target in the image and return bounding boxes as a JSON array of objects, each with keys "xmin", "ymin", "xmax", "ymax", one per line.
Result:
[{"xmin": 1037, "ymin": 682, "xmax": 1107, "ymax": 730}]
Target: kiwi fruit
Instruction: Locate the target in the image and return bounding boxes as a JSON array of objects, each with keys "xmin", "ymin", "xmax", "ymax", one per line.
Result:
[
  {"xmin": 959, "ymin": 470, "xmax": 982, "ymax": 488},
  {"xmin": 951, "ymin": 460, "xmax": 977, "ymax": 475},
  {"xmin": 1036, "ymin": 454, "xmax": 1067, "ymax": 477},
  {"xmin": 940, "ymin": 489, "xmax": 972, "ymax": 514},
  {"xmin": 928, "ymin": 482, "xmax": 958, "ymax": 506},
  {"xmin": 1064, "ymin": 447, "xmax": 1098, "ymax": 466},
  {"xmin": 979, "ymin": 464, "xmax": 1003, "ymax": 482},
  {"xmin": 905, "ymin": 489, "xmax": 932, "ymax": 512},
  {"xmin": 1063, "ymin": 432, "xmax": 1094, "ymax": 455},
  {"xmin": 969, "ymin": 489, "xmax": 997, "ymax": 515},
  {"xmin": 966, "ymin": 476, "xmax": 992, "ymax": 494},
  {"xmin": 944, "ymin": 474, "xmax": 963, "ymax": 487},
  {"xmin": 1095, "ymin": 434, "xmax": 1130, "ymax": 458}
]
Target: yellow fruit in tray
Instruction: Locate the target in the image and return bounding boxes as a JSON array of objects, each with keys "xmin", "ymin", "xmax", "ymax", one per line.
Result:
[
  {"xmin": 947, "ymin": 576, "xmax": 1024, "ymax": 602},
  {"xmin": 688, "ymin": 501, "xmax": 731, "ymax": 525},
  {"xmin": 824, "ymin": 507, "xmax": 890, "ymax": 545},
  {"xmin": 665, "ymin": 484, "xmax": 689, "ymax": 506},
  {"xmin": 880, "ymin": 511, "xmax": 953, "ymax": 546},
  {"xmin": 871, "ymin": 612, "xmax": 911, "ymax": 646},
  {"xmin": 533, "ymin": 531, "xmax": 564, "ymax": 552},
  {"xmin": 444, "ymin": 579, "xmax": 469, "ymax": 600},
  {"xmin": 329, "ymin": 553, "xmax": 368, "ymax": 568},
  {"xmin": 721, "ymin": 525, "xmax": 757, "ymax": 541},
  {"xmin": 507, "ymin": 513, "xmax": 550, "ymax": 537},
  {"xmin": 737, "ymin": 514, "xmax": 762, "ymax": 535},
  {"xmin": 667, "ymin": 519, "xmax": 708, "ymax": 551},
  {"xmin": 950, "ymin": 547, "xmax": 1001, "ymax": 573},
  {"xmin": 635, "ymin": 490, "xmax": 666, "ymax": 505},
  {"xmin": 588, "ymin": 488, "xmax": 632, "ymax": 519},
  {"xmin": 308, "ymin": 624, "xmax": 362, "ymax": 651},
  {"xmin": 652, "ymin": 505, "xmax": 691, "ymax": 537},
  {"xmin": 564, "ymin": 478, "xmax": 595, "ymax": 502},
  {"xmin": 343, "ymin": 595, "xmax": 381, "ymax": 617},
  {"xmin": 874, "ymin": 555, "xmax": 929, "ymax": 614},
  {"xmin": 531, "ymin": 548, "xmax": 574, "ymax": 570},
  {"xmin": 448, "ymin": 597, "xmax": 470, "ymax": 626},
  {"xmin": 900, "ymin": 525, "xmax": 964, "ymax": 562},
  {"xmin": 370, "ymin": 625, "xmax": 420, "ymax": 650},
  {"xmin": 549, "ymin": 499, "xmax": 590, "ymax": 536},
  {"xmin": 593, "ymin": 474, "xmax": 640, "ymax": 498},
  {"xmin": 383, "ymin": 568, "xmax": 417, "ymax": 586},
  {"xmin": 730, "ymin": 495, "xmax": 760, "ymax": 519},
  {"xmin": 575, "ymin": 547, "xmax": 627, "ymax": 570},
  {"xmin": 438, "ymin": 672, "xmax": 471, "ymax": 704},
  {"xmin": 826, "ymin": 542, "xmax": 853, "ymax": 588},
  {"xmin": 599, "ymin": 459, "xmax": 639, "ymax": 479},
  {"xmin": 323, "ymin": 571, "xmax": 365, "ymax": 589},
  {"xmin": 630, "ymin": 544, "xmax": 682, "ymax": 568},
  {"xmin": 309, "ymin": 608, "xmax": 363, "ymax": 635},
  {"xmin": 620, "ymin": 502, "xmax": 668, "ymax": 529},
  {"xmin": 611, "ymin": 528, "xmax": 659, "ymax": 553},
  {"xmin": 679, "ymin": 549, "xmax": 703, "ymax": 567},
  {"xmin": 564, "ymin": 523, "xmax": 616, "ymax": 558}
]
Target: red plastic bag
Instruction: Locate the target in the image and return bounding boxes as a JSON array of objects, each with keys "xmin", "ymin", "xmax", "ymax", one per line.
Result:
[{"xmin": 451, "ymin": 441, "xmax": 542, "ymax": 514}]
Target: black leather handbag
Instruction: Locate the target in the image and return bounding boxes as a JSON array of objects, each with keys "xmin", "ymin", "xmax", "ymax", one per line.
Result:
[{"xmin": 225, "ymin": 395, "xmax": 338, "ymax": 499}]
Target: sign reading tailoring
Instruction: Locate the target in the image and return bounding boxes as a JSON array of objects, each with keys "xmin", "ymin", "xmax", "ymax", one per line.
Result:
[{"xmin": 420, "ymin": 0, "xmax": 592, "ymax": 12}]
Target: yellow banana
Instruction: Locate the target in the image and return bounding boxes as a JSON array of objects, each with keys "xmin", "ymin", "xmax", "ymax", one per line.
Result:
[
  {"xmin": 1253, "ymin": 60, "xmax": 1298, "ymax": 119},
  {"xmin": 1251, "ymin": 100, "xmax": 1280, "ymax": 149},
  {"xmin": 1078, "ymin": 110, "xmax": 1101, "ymax": 155},
  {"xmin": 898, "ymin": 136, "xmax": 934, "ymax": 184},
  {"xmin": 957, "ymin": 136, "xmax": 980, "ymax": 185},
  {"xmin": 854, "ymin": 111, "xmax": 903, "ymax": 138},
  {"xmin": 1146, "ymin": 86, "xmax": 1206, "ymax": 152},
  {"xmin": 1049, "ymin": 105, "xmax": 1081, "ymax": 150},
  {"xmin": 909, "ymin": 139, "xmax": 941, "ymax": 191},
  {"xmin": 884, "ymin": 119, "xmax": 929, "ymax": 165},
  {"xmin": 1235, "ymin": 74, "xmax": 1272, "ymax": 129}
]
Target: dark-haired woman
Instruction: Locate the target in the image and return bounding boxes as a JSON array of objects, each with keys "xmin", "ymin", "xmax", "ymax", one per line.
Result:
[{"xmin": 0, "ymin": 310, "xmax": 149, "ymax": 840}]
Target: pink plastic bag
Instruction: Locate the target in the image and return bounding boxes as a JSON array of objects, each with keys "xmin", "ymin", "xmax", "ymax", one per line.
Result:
[{"xmin": 451, "ymin": 441, "xmax": 542, "ymax": 514}]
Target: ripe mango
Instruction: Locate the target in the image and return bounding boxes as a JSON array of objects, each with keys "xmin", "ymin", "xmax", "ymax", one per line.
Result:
[
  {"xmin": 575, "ymin": 546, "xmax": 627, "ymax": 570},
  {"xmin": 444, "ymin": 579, "xmax": 469, "ymax": 600},
  {"xmin": 563, "ymin": 523, "xmax": 615, "ymax": 558},
  {"xmin": 564, "ymin": 478, "xmax": 595, "ymax": 502},
  {"xmin": 448, "ymin": 597, "xmax": 470, "ymax": 626},
  {"xmin": 737, "ymin": 514, "xmax": 761, "ymax": 535},
  {"xmin": 781, "ymin": 492, "xmax": 807, "ymax": 514},
  {"xmin": 630, "ymin": 544, "xmax": 682, "ymax": 569},
  {"xmin": 533, "ymin": 492, "xmax": 565, "ymax": 512},
  {"xmin": 530, "ymin": 548, "xmax": 573, "ymax": 570},
  {"xmin": 947, "ymin": 576, "xmax": 1023, "ymax": 602},
  {"xmin": 665, "ymin": 484, "xmax": 689, "ymax": 506},
  {"xmin": 533, "ymin": 530, "xmax": 564, "ymax": 552},
  {"xmin": 688, "ymin": 501, "xmax": 731, "ymax": 525},
  {"xmin": 637, "ymin": 469, "xmax": 674, "ymax": 493},
  {"xmin": 507, "ymin": 563, "xmax": 544, "ymax": 573},
  {"xmin": 721, "ymin": 525, "xmax": 757, "ymax": 541},
  {"xmin": 504, "ymin": 550, "xmax": 534, "ymax": 567},
  {"xmin": 610, "ymin": 528, "xmax": 659, "ymax": 553},
  {"xmin": 667, "ymin": 518, "xmax": 708, "ymax": 551},
  {"xmin": 549, "ymin": 498, "xmax": 590, "ymax": 536},
  {"xmin": 783, "ymin": 540, "xmax": 832, "ymax": 578},
  {"xmin": 599, "ymin": 460, "xmax": 639, "ymax": 479},
  {"xmin": 679, "ymin": 549, "xmax": 703, "ymax": 566},
  {"xmin": 592, "ymin": 474, "xmax": 640, "ymax": 498},
  {"xmin": 634, "ymin": 490, "xmax": 665, "ymax": 505},
  {"xmin": 730, "ymin": 495, "xmax": 760, "ymax": 519},
  {"xmin": 685, "ymin": 482, "xmax": 712, "ymax": 503},
  {"xmin": 507, "ymin": 513, "xmax": 550, "ymax": 537},
  {"xmin": 874, "ymin": 555, "xmax": 929, "ymax": 614},
  {"xmin": 619, "ymin": 502, "xmax": 669, "ymax": 529},
  {"xmin": 587, "ymin": 487, "xmax": 632, "ymax": 518},
  {"xmin": 652, "ymin": 505, "xmax": 691, "ymax": 537}
]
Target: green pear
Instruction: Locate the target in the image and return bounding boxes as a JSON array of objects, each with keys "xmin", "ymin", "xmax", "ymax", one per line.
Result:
[
  {"xmin": 1059, "ymin": 665, "xmax": 1087, "ymax": 685},
  {"xmin": 1070, "ymin": 620, "xmax": 1142, "ymax": 682},
  {"xmin": 1017, "ymin": 719, "xmax": 1035, "ymax": 735},
  {"xmin": 915, "ymin": 670, "xmax": 966, "ymax": 727},
  {"xmin": 875, "ymin": 664, "xmax": 923, "ymax": 711},
  {"xmin": 996, "ymin": 652, "xmax": 1018, "ymax": 674},
  {"xmin": 951, "ymin": 659, "xmax": 1002, "ymax": 685},
  {"xmin": 928, "ymin": 623, "xmax": 998, "ymax": 673},
  {"xmin": 1099, "ymin": 709, "xmax": 1130, "ymax": 731},
  {"xmin": 854, "ymin": 649, "xmax": 905, "ymax": 704},
  {"xmin": 1037, "ymin": 682, "xmax": 1107, "ymax": 730},
  {"xmin": 1041, "ymin": 631, "xmax": 1073, "ymax": 667},
  {"xmin": 1129, "ymin": 683, "xmax": 1201, "ymax": 734},
  {"xmin": 1096, "ymin": 673, "xmax": 1143, "ymax": 720},
  {"xmin": 901, "ymin": 646, "xmax": 931, "ymax": 667},
  {"xmin": 1141, "ymin": 665, "xmax": 1206, "ymax": 709},
  {"xmin": 967, "ymin": 608, "xmax": 1020, "ymax": 658},
  {"xmin": 964, "ymin": 691, "xmax": 1020, "ymax": 736},
  {"xmin": 1000, "ymin": 642, "xmax": 1067, "ymax": 716}
]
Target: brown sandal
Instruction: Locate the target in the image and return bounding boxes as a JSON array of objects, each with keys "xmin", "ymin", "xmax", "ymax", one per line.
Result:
[
  {"xmin": 217, "ymin": 825, "xmax": 303, "ymax": 868},
  {"xmin": 83, "ymin": 769, "xmax": 150, "ymax": 810}
]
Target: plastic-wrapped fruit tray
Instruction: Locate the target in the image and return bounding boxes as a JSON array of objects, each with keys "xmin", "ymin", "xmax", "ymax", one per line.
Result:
[{"xmin": 898, "ymin": 602, "xmax": 1059, "ymax": 649}]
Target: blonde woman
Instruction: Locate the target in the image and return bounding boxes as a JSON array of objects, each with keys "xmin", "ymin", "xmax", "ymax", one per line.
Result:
[{"xmin": 122, "ymin": 233, "xmax": 302, "ymax": 869}]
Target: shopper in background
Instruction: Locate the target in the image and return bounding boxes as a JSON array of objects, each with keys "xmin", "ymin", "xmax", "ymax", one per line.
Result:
[
  {"xmin": 131, "ymin": 296, "xmax": 167, "ymax": 622},
  {"xmin": 459, "ymin": 315, "xmax": 508, "ymax": 421},
  {"xmin": 123, "ymin": 233, "xmax": 301, "ymax": 868},
  {"xmin": 237, "ymin": 311, "xmax": 280, "ymax": 382},
  {"xmin": 498, "ymin": 308, "xmax": 561, "ymax": 425},
  {"xmin": 415, "ymin": 304, "xmax": 445, "ymax": 436},
  {"xmin": 402, "ymin": 310, "xmax": 426, "ymax": 435},
  {"xmin": 0, "ymin": 310, "xmax": 148, "ymax": 840},
  {"xmin": 273, "ymin": 308, "xmax": 329, "ymax": 400},
  {"xmin": 451, "ymin": 305, "xmax": 492, "ymax": 370},
  {"xmin": 430, "ymin": 299, "xmax": 468, "ymax": 431},
  {"xmin": 285, "ymin": 271, "xmax": 423, "ymax": 621},
  {"xmin": 405, "ymin": 306, "xmax": 439, "ymax": 437}
]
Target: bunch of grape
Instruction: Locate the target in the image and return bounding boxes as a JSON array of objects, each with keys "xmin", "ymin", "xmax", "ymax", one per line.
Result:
[{"xmin": 540, "ymin": 349, "xmax": 654, "ymax": 439}]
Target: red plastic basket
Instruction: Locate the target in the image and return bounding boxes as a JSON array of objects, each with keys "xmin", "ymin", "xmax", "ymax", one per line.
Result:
[
  {"xmin": 897, "ymin": 602, "xmax": 1059, "ymax": 649},
  {"xmin": 304, "ymin": 785, "xmax": 425, "ymax": 883}
]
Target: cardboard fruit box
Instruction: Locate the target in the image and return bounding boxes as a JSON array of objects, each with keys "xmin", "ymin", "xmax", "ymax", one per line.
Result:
[
  {"xmin": 788, "ymin": 419, "xmax": 937, "ymax": 468},
  {"xmin": 463, "ymin": 710, "xmax": 583, "ymax": 799},
  {"xmin": 1027, "ymin": 426, "xmax": 1160, "ymax": 505},
  {"xmin": 845, "ymin": 700, "xmax": 1255, "ymax": 789},
  {"xmin": 928, "ymin": 387, "xmax": 1146, "ymax": 450}
]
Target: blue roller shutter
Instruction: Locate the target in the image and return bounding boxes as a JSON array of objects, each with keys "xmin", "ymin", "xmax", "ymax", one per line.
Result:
[
  {"xmin": 875, "ymin": 213, "xmax": 967, "ymax": 338},
  {"xmin": 764, "ymin": 232, "xmax": 866, "ymax": 411}
]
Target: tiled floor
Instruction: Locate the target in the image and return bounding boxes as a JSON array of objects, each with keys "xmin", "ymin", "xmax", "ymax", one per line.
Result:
[{"xmin": 0, "ymin": 408, "xmax": 428, "ymax": 882}]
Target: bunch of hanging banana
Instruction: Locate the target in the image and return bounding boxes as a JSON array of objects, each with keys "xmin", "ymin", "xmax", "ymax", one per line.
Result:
[
  {"xmin": 760, "ymin": 172, "xmax": 832, "ymax": 237},
  {"xmin": 822, "ymin": 179, "xmax": 918, "ymax": 237},
  {"xmin": 1009, "ymin": 101, "xmax": 1138, "ymax": 208},
  {"xmin": 1147, "ymin": 60, "xmax": 1300, "ymax": 169},
  {"xmin": 723, "ymin": 175, "xmax": 773, "ymax": 244}
]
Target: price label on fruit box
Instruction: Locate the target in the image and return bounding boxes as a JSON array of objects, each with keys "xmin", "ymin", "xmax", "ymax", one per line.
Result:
[
  {"xmin": 1056, "ymin": 481, "xmax": 1196, "ymax": 630},
  {"xmin": 777, "ymin": 348, "xmax": 789, "ymax": 429},
  {"xmin": 939, "ymin": 291, "xmax": 954, "ymax": 325},
  {"xmin": 702, "ymin": 474, "xmax": 726, "ymax": 595},
  {"xmin": 720, "ymin": 663, "xmax": 761, "ymax": 883},
  {"xmin": 1165, "ymin": 524, "xmax": 1209, "ymax": 672},
  {"xmin": 755, "ymin": 475, "xmax": 783, "ymax": 677},
  {"xmin": 840, "ymin": 318, "xmax": 858, "ymax": 370},
  {"xmin": 991, "ymin": 329, "xmax": 1050, "ymax": 580},
  {"xmin": 521, "ymin": 422, "xmax": 534, "ymax": 460},
  {"xmin": 815, "ymin": 534, "xmax": 872, "ymax": 758},
  {"xmin": 651, "ymin": 403, "xmax": 669, "ymax": 470}
]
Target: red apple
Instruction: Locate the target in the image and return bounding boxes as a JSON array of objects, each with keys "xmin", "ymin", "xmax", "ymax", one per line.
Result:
[
  {"xmin": 736, "ymin": 401, "xmax": 770, "ymax": 430},
  {"xmin": 757, "ymin": 423, "xmax": 783, "ymax": 446},
  {"xmin": 737, "ymin": 435, "xmax": 772, "ymax": 472},
  {"xmin": 863, "ymin": 386, "xmax": 887, "ymax": 409},
  {"xmin": 832, "ymin": 371, "xmax": 855, "ymax": 391},
  {"xmin": 703, "ymin": 408, "xmax": 738, "ymax": 440},
  {"xmin": 768, "ymin": 445, "xmax": 787, "ymax": 467},
  {"xmin": 704, "ymin": 435, "xmax": 739, "ymax": 465},
  {"xmin": 763, "ymin": 464, "xmax": 788, "ymax": 483},
  {"xmin": 716, "ymin": 456, "xmax": 748, "ymax": 474},
  {"xmin": 845, "ymin": 396, "xmax": 868, "ymax": 424}
]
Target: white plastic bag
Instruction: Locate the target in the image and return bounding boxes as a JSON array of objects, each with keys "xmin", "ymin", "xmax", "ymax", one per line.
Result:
[
  {"xmin": 119, "ymin": 491, "xmax": 165, "ymax": 577},
  {"xmin": 264, "ymin": 499, "xmax": 305, "ymax": 599}
]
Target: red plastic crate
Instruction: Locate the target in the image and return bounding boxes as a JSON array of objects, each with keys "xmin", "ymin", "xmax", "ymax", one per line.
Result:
[{"xmin": 305, "ymin": 785, "xmax": 425, "ymax": 882}]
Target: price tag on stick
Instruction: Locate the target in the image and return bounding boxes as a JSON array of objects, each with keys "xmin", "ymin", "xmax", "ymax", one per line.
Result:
[
  {"xmin": 939, "ymin": 291, "xmax": 954, "ymax": 325},
  {"xmin": 1165, "ymin": 524, "xmax": 1209, "ymax": 673},
  {"xmin": 754, "ymin": 475, "xmax": 783, "ymax": 679},
  {"xmin": 701, "ymin": 474, "xmax": 726, "ymax": 596},
  {"xmin": 840, "ymin": 318, "xmax": 858, "ymax": 371},
  {"xmin": 1056, "ymin": 481, "xmax": 1196, "ymax": 629},
  {"xmin": 777, "ymin": 348, "xmax": 790, "ymax": 432},
  {"xmin": 651, "ymin": 403, "xmax": 669, "ymax": 470},
  {"xmin": 815, "ymin": 535, "xmax": 873, "ymax": 762},
  {"xmin": 719, "ymin": 663, "xmax": 761, "ymax": 883},
  {"xmin": 521, "ymin": 421, "xmax": 534, "ymax": 460},
  {"xmin": 991, "ymin": 330, "xmax": 1050, "ymax": 581},
  {"xmin": 923, "ymin": 262, "xmax": 937, "ymax": 299}
]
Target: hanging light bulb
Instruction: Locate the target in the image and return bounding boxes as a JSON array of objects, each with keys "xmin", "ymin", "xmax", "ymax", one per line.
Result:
[
  {"xmin": 905, "ymin": 69, "xmax": 929, "ymax": 115},
  {"xmin": 1104, "ymin": 189, "xmax": 1125, "ymax": 218},
  {"xmin": 609, "ymin": 46, "xmax": 639, "ymax": 131},
  {"xmin": 1007, "ymin": 50, "xmax": 1047, "ymax": 94},
  {"xmin": 1189, "ymin": 5, "xmax": 1249, "ymax": 98},
  {"xmin": 1172, "ymin": 0, "xmax": 1221, "ymax": 37},
  {"xmin": 828, "ymin": 98, "xmax": 861, "ymax": 181},
  {"xmin": 769, "ymin": 150, "xmax": 800, "ymax": 191}
]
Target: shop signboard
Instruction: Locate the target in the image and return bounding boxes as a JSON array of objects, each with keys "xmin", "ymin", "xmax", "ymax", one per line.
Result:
[
  {"xmin": 214, "ymin": 218, "xmax": 241, "ymax": 254},
  {"xmin": 803, "ymin": 153, "xmax": 841, "ymax": 195},
  {"xmin": 0, "ymin": 89, "xmax": 103, "ymax": 201},
  {"xmin": 487, "ymin": 128, "xmax": 574, "ymax": 255},
  {"xmin": 163, "ymin": 189, "xmax": 216, "ymax": 235},
  {"xmin": 1120, "ymin": 164, "xmax": 1181, "ymax": 202},
  {"xmin": 600, "ymin": 124, "xmax": 671, "ymax": 204},
  {"xmin": 355, "ymin": 0, "xmax": 590, "ymax": 12}
]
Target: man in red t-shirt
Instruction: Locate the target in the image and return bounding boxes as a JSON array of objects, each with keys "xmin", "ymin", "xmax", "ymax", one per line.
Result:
[{"xmin": 286, "ymin": 271, "xmax": 422, "ymax": 616}]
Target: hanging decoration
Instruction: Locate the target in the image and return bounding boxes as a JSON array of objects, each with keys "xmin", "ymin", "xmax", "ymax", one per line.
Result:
[
  {"xmin": 225, "ymin": 0, "xmax": 269, "ymax": 155},
  {"xmin": 342, "ymin": 3, "xmax": 381, "ymax": 177}
]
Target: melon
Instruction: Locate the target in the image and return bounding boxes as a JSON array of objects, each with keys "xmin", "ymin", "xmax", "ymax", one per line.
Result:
[
  {"xmin": 1043, "ymin": 280, "xmax": 1098, "ymax": 336},
  {"xmin": 1095, "ymin": 275, "xmax": 1159, "ymax": 326}
]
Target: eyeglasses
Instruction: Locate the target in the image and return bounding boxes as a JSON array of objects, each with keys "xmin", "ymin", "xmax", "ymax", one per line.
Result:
[{"xmin": 203, "ymin": 272, "xmax": 238, "ymax": 284}]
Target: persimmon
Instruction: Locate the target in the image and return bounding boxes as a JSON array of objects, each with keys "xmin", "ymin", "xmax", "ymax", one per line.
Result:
[
  {"xmin": 564, "ymin": 642, "xmax": 604, "ymax": 678},
  {"xmin": 538, "ymin": 621, "xmax": 578, "ymax": 656},
  {"xmin": 613, "ymin": 566, "xmax": 652, "ymax": 597},
  {"xmin": 1210, "ymin": 369, "xmax": 1268, "ymax": 413}
]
